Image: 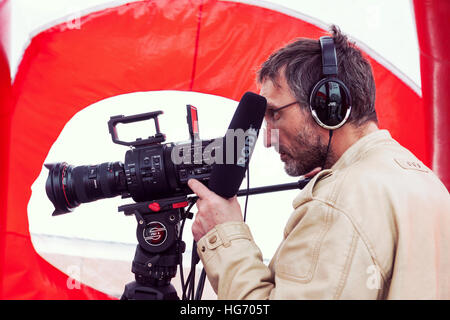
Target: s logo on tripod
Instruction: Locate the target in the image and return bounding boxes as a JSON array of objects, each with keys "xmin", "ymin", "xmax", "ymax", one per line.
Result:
[{"xmin": 144, "ymin": 221, "xmax": 168, "ymax": 246}]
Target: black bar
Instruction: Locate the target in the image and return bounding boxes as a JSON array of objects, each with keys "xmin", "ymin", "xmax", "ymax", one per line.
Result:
[
  {"xmin": 236, "ymin": 178, "xmax": 311, "ymax": 197},
  {"xmin": 188, "ymin": 178, "xmax": 311, "ymax": 201}
]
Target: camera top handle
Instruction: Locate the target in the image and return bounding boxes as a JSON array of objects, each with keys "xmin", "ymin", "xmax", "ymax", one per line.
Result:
[{"xmin": 108, "ymin": 111, "xmax": 166, "ymax": 147}]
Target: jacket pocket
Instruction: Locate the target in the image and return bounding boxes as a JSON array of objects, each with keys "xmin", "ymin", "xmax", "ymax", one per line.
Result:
[{"xmin": 275, "ymin": 202, "xmax": 333, "ymax": 283}]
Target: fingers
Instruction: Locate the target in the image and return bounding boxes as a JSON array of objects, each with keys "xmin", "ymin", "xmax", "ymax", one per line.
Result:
[
  {"xmin": 192, "ymin": 217, "xmax": 203, "ymax": 242},
  {"xmin": 189, "ymin": 179, "xmax": 244, "ymax": 241},
  {"xmin": 188, "ymin": 178, "xmax": 214, "ymax": 199}
]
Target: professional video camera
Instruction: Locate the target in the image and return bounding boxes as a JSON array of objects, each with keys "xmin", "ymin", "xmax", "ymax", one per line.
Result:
[
  {"xmin": 45, "ymin": 105, "xmax": 222, "ymax": 300},
  {"xmin": 44, "ymin": 92, "xmax": 310, "ymax": 300}
]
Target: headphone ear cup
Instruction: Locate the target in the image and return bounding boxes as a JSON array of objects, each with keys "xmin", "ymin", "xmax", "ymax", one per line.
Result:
[{"xmin": 309, "ymin": 78, "xmax": 352, "ymax": 130}]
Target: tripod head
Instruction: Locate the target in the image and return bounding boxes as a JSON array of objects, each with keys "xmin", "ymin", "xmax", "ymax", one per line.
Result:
[{"xmin": 119, "ymin": 196, "xmax": 193, "ymax": 300}]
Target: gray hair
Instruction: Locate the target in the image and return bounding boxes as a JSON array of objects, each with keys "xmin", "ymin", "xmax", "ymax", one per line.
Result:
[{"xmin": 258, "ymin": 25, "xmax": 377, "ymax": 126}]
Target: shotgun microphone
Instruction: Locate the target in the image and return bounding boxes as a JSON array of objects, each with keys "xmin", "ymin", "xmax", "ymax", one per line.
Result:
[{"xmin": 208, "ymin": 92, "xmax": 267, "ymax": 198}]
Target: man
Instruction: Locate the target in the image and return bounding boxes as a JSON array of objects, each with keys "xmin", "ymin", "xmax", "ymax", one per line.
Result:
[{"xmin": 187, "ymin": 26, "xmax": 450, "ymax": 299}]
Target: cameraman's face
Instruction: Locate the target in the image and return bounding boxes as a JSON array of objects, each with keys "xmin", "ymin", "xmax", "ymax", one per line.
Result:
[{"xmin": 260, "ymin": 74, "xmax": 328, "ymax": 176}]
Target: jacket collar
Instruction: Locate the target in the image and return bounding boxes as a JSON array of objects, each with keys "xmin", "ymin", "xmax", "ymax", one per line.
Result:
[
  {"xmin": 331, "ymin": 129, "xmax": 394, "ymax": 171},
  {"xmin": 291, "ymin": 129, "xmax": 394, "ymax": 210}
]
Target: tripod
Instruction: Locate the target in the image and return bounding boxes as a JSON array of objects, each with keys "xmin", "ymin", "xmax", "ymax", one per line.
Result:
[
  {"xmin": 118, "ymin": 178, "xmax": 312, "ymax": 300},
  {"xmin": 119, "ymin": 196, "xmax": 191, "ymax": 300}
]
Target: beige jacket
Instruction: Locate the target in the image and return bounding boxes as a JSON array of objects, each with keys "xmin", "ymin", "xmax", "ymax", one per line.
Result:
[{"xmin": 197, "ymin": 130, "xmax": 450, "ymax": 299}]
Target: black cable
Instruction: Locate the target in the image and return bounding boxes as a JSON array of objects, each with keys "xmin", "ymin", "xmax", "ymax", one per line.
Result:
[
  {"xmin": 183, "ymin": 244, "xmax": 194, "ymax": 299},
  {"xmin": 243, "ymin": 165, "xmax": 250, "ymax": 222},
  {"xmin": 195, "ymin": 269, "xmax": 207, "ymax": 300},
  {"xmin": 191, "ymin": 241, "xmax": 199, "ymax": 299},
  {"xmin": 184, "ymin": 240, "xmax": 199, "ymax": 300},
  {"xmin": 322, "ymin": 130, "xmax": 333, "ymax": 170},
  {"xmin": 179, "ymin": 220, "xmax": 187, "ymax": 300},
  {"xmin": 179, "ymin": 201, "xmax": 195, "ymax": 300}
]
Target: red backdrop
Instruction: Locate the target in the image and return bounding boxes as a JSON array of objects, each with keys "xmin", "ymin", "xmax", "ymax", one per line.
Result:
[
  {"xmin": 0, "ymin": 0, "xmax": 11, "ymax": 299},
  {"xmin": 413, "ymin": 0, "xmax": 450, "ymax": 189}
]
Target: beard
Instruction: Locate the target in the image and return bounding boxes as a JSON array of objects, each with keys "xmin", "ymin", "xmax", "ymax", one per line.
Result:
[{"xmin": 280, "ymin": 126, "xmax": 331, "ymax": 177}]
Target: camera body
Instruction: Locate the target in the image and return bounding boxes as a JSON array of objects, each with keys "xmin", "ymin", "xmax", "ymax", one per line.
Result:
[
  {"xmin": 45, "ymin": 107, "xmax": 215, "ymax": 216},
  {"xmin": 122, "ymin": 138, "xmax": 214, "ymax": 203}
]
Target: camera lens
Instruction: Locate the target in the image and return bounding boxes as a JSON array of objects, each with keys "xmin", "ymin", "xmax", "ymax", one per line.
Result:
[{"xmin": 45, "ymin": 161, "xmax": 127, "ymax": 216}]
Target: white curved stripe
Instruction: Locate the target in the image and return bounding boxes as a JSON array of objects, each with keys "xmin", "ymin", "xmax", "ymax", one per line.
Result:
[
  {"xmin": 11, "ymin": 0, "xmax": 421, "ymax": 95},
  {"xmin": 223, "ymin": 0, "xmax": 421, "ymax": 95}
]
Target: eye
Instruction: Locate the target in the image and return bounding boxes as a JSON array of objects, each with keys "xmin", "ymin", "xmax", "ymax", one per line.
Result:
[
  {"xmin": 272, "ymin": 110, "xmax": 281, "ymax": 120},
  {"xmin": 265, "ymin": 109, "xmax": 280, "ymax": 122}
]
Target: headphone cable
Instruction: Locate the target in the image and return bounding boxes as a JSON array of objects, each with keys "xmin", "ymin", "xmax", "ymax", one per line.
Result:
[{"xmin": 322, "ymin": 130, "xmax": 333, "ymax": 170}]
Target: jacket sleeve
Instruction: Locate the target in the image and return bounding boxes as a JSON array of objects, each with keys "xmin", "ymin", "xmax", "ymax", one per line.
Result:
[{"xmin": 196, "ymin": 201, "xmax": 383, "ymax": 299}]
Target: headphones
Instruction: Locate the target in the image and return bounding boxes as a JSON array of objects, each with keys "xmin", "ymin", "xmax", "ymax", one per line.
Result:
[{"xmin": 309, "ymin": 36, "xmax": 352, "ymax": 130}]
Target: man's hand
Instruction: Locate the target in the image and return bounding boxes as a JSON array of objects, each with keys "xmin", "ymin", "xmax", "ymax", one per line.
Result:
[
  {"xmin": 188, "ymin": 179, "xmax": 243, "ymax": 242},
  {"xmin": 188, "ymin": 167, "xmax": 321, "ymax": 242}
]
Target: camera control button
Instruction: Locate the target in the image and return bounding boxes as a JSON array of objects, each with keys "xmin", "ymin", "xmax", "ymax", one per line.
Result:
[
  {"xmin": 179, "ymin": 169, "xmax": 187, "ymax": 179},
  {"xmin": 148, "ymin": 202, "xmax": 161, "ymax": 212}
]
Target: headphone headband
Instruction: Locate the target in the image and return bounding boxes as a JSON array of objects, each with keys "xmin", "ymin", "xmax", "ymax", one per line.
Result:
[{"xmin": 319, "ymin": 36, "xmax": 338, "ymax": 76}]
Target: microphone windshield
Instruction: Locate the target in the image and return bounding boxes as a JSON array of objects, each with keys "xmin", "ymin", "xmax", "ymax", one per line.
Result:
[{"xmin": 208, "ymin": 92, "xmax": 267, "ymax": 198}]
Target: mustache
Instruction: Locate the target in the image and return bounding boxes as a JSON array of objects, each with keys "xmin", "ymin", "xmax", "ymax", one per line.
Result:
[{"xmin": 277, "ymin": 145, "xmax": 291, "ymax": 156}]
